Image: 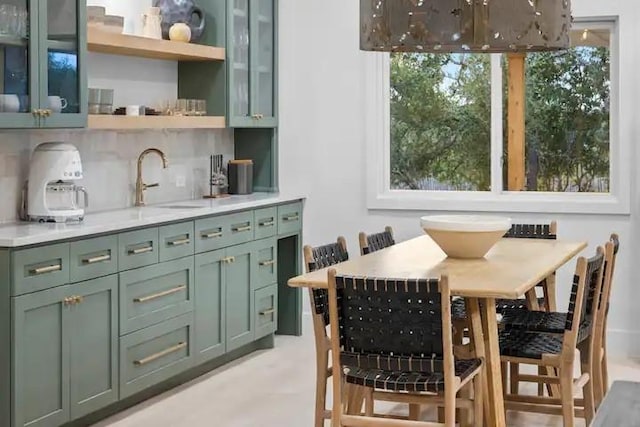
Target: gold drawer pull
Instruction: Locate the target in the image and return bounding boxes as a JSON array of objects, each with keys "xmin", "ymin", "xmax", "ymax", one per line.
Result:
[
  {"xmin": 259, "ymin": 260, "xmax": 276, "ymax": 267},
  {"xmin": 129, "ymin": 246, "xmax": 153, "ymax": 255},
  {"xmin": 83, "ymin": 254, "xmax": 111, "ymax": 264},
  {"xmin": 260, "ymin": 308, "xmax": 276, "ymax": 316},
  {"xmin": 202, "ymin": 231, "xmax": 223, "ymax": 239},
  {"xmin": 232, "ymin": 225, "xmax": 251, "ymax": 232},
  {"xmin": 31, "ymin": 264, "xmax": 62, "ymax": 275},
  {"xmin": 134, "ymin": 342, "xmax": 187, "ymax": 366},
  {"xmin": 168, "ymin": 238, "xmax": 190, "ymax": 246},
  {"xmin": 134, "ymin": 285, "xmax": 187, "ymax": 303},
  {"xmin": 221, "ymin": 256, "xmax": 236, "ymax": 264},
  {"xmin": 63, "ymin": 296, "xmax": 74, "ymax": 306},
  {"xmin": 283, "ymin": 214, "xmax": 299, "ymax": 222},
  {"xmin": 259, "ymin": 220, "xmax": 275, "ymax": 227}
]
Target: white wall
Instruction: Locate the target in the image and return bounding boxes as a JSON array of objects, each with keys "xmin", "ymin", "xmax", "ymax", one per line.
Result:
[{"xmin": 278, "ymin": 0, "xmax": 640, "ymax": 356}]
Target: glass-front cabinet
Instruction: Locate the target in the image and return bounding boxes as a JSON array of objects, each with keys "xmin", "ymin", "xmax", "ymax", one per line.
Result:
[
  {"xmin": 228, "ymin": 0, "xmax": 277, "ymax": 128},
  {"xmin": 0, "ymin": 0, "xmax": 85, "ymax": 128}
]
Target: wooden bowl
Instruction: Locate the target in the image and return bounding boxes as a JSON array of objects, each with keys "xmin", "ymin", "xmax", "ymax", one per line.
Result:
[{"xmin": 420, "ymin": 215, "xmax": 512, "ymax": 259}]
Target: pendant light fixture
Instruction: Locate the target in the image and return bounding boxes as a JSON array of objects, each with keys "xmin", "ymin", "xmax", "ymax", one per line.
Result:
[{"xmin": 360, "ymin": 0, "xmax": 571, "ymax": 53}]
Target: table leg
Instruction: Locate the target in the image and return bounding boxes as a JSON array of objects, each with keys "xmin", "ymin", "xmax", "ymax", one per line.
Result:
[
  {"xmin": 480, "ymin": 297, "xmax": 507, "ymax": 427},
  {"xmin": 466, "ymin": 298, "xmax": 489, "ymax": 426}
]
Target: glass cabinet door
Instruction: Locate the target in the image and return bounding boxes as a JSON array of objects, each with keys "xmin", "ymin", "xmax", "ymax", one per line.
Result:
[
  {"xmin": 39, "ymin": 0, "xmax": 86, "ymax": 128},
  {"xmin": 229, "ymin": 0, "xmax": 251, "ymax": 126},
  {"xmin": 0, "ymin": 0, "xmax": 39, "ymax": 127},
  {"xmin": 250, "ymin": 0, "xmax": 276, "ymax": 127}
]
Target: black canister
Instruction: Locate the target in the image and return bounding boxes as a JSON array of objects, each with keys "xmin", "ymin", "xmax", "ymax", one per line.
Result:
[{"xmin": 228, "ymin": 159, "xmax": 254, "ymax": 194}]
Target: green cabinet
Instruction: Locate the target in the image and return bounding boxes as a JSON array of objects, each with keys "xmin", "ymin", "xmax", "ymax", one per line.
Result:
[
  {"xmin": 227, "ymin": 0, "xmax": 277, "ymax": 128},
  {"xmin": 194, "ymin": 249, "xmax": 225, "ymax": 363},
  {"xmin": 12, "ymin": 275, "xmax": 118, "ymax": 427},
  {"xmin": 0, "ymin": 0, "xmax": 86, "ymax": 129},
  {"xmin": 225, "ymin": 241, "xmax": 254, "ymax": 352}
]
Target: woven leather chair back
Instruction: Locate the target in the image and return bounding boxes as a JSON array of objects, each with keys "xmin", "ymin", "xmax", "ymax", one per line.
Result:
[
  {"xmin": 565, "ymin": 248, "xmax": 605, "ymax": 333},
  {"xmin": 504, "ymin": 222, "xmax": 557, "ymax": 239},
  {"xmin": 333, "ymin": 275, "xmax": 450, "ymax": 373},
  {"xmin": 360, "ymin": 226, "xmax": 395, "ymax": 255}
]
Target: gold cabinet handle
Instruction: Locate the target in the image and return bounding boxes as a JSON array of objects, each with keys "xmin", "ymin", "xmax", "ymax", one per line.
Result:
[
  {"xmin": 232, "ymin": 225, "xmax": 251, "ymax": 232},
  {"xmin": 259, "ymin": 260, "xmax": 275, "ymax": 267},
  {"xmin": 44, "ymin": 109, "xmax": 52, "ymax": 117},
  {"xmin": 260, "ymin": 308, "xmax": 276, "ymax": 316},
  {"xmin": 63, "ymin": 296, "xmax": 74, "ymax": 306},
  {"xmin": 32, "ymin": 109, "xmax": 39, "ymax": 117},
  {"xmin": 74, "ymin": 295, "xmax": 84, "ymax": 304},
  {"xmin": 83, "ymin": 254, "xmax": 111, "ymax": 264},
  {"xmin": 202, "ymin": 231, "xmax": 223, "ymax": 239},
  {"xmin": 129, "ymin": 246, "xmax": 153, "ymax": 255},
  {"xmin": 259, "ymin": 220, "xmax": 275, "ymax": 227},
  {"xmin": 251, "ymin": 114, "xmax": 259, "ymax": 119},
  {"xmin": 134, "ymin": 284, "xmax": 187, "ymax": 303},
  {"xmin": 168, "ymin": 238, "xmax": 190, "ymax": 247},
  {"xmin": 134, "ymin": 342, "xmax": 187, "ymax": 366},
  {"xmin": 221, "ymin": 256, "xmax": 236, "ymax": 264},
  {"xmin": 283, "ymin": 214, "xmax": 299, "ymax": 222},
  {"xmin": 31, "ymin": 264, "xmax": 62, "ymax": 275}
]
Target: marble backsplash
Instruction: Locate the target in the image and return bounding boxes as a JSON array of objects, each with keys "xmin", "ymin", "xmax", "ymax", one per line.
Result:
[{"xmin": 0, "ymin": 129, "xmax": 234, "ymax": 223}]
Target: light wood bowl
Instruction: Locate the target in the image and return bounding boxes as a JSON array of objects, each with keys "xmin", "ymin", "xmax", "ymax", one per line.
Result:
[{"xmin": 420, "ymin": 215, "xmax": 512, "ymax": 259}]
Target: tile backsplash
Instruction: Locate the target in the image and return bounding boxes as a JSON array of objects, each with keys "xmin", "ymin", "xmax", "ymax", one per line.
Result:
[{"xmin": 0, "ymin": 129, "xmax": 234, "ymax": 223}]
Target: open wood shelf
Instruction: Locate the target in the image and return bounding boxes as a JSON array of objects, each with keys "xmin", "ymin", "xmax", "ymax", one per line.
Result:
[
  {"xmin": 88, "ymin": 115, "xmax": 226, "ymax": 130},
  {"xmin": 87, "ymin": 28, "xmax": 225, "ymax": 62}
]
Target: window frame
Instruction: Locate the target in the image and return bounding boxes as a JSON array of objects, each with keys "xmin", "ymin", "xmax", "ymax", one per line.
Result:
[{"xmin": 365, "ymin": 17, "xmax": 628, "ymax": 215}]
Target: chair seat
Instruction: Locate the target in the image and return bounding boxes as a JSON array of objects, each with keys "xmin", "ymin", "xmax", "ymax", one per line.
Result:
[
  {"xmin": 344, "ymin": 359, "xmax": 482, "ymax": 393},
  {"xmin": 499, "ymin": 330, "xmax": 563, "ymax": 359},
  {"xmin": 451, "ymin": 297, "xmax": 546, "ymax": 321},
  {"xmin": 500, "ymin": 310, "xmax": 592, "ymax": 343}
]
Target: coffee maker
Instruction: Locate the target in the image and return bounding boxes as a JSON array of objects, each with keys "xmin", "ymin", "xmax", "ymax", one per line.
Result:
[{"xmin": 22, "ymin": 142, "xmax": 89, "ymax": 223}]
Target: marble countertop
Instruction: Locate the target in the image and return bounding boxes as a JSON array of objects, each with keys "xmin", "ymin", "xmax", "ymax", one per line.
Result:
[{"xmin": 0, "ymin": 193, "xmax": 305, "ymax": 247}]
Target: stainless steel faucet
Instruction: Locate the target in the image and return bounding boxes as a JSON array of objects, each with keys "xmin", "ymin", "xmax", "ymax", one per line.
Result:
[{"xmin": 135, "ymin": 148, "xmax": 169, "ymax": 207}]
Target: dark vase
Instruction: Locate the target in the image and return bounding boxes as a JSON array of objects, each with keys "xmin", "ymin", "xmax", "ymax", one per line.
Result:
[{"xmin": 152, "ymin": 0, "xmax": 206, "ymax": 42}]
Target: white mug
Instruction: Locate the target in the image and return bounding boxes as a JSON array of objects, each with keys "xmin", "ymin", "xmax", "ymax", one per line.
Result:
[
  {"xmin": 47, "ymin": 96, "xmax": 67, "ymax": 113},
  {"xmin": 126, "ymin": 105, "xmax": 141, "ymax": 116},
  {"xmin": 0, "ymin": 94, "xmax": 20, "ymax": 113}
]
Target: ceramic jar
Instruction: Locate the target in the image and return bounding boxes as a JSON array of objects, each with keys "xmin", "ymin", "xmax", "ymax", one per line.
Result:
[
  {"xmin": 142, "ymin": 7, "xmax": 163, "ymax": 39},
  {"xmin": 169, "ymin": 23, "xmax": 191, "ymax": 42}
]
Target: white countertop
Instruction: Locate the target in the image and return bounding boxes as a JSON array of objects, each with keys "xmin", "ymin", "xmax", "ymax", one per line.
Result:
[{"xmin": 0, "ymin": 193, "xmax": 305, "ymax": 247}]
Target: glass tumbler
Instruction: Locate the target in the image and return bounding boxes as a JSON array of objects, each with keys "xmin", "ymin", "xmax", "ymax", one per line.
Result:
[
  {"xmin": 174, "ymin": 99, "xmax": 188, "ymax": 116},
  {"xmin": 196, "ymin": 99, "xmax": 207, "ymax": 116}
]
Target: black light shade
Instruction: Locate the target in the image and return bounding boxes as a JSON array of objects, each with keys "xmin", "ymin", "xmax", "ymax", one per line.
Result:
[{"xmin": 360, "ymin": 0, "xmax": 572, "ymax": 53}]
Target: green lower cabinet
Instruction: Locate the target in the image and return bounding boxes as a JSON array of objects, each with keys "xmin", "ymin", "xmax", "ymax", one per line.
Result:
[
  {"xmin": 225, "ymin": 242, "xmax": 254, "ymax": 352},
  {"xmin": 68, "ymin": 276, "xmax": 119, "ymax": 420},
  {"xmin": 11, "ymin": 276, "xmax": 119, "ymax": 427},
  {"xmin": 254, "ymin": 284, "xmax": 278, "ymax": 340},
  {"xmin": 12, "ymin": 286, "xmax": 70, "ymax": 427},
  {"xmin": 194, "ymin": 250, "xmax": 226, "ymax": 363}
]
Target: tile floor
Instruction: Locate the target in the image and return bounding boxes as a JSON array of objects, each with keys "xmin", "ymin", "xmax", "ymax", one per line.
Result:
[{"xmin": 93, "ymin": 319, "xmax": 640, "ymax": 427}]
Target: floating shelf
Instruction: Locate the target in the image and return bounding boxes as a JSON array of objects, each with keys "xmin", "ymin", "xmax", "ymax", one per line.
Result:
[
  {"xmin": 88, "ymin": 115, "xmax": 226, "ymax": 130},
  {"xmin": 87, "ymin": 28, "xmax": 225, "ymax": 62}
]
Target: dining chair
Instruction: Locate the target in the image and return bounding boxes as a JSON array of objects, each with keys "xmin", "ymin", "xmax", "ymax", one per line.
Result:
[
  {"xmin": 593, "ymin": 234, "xmax": 620, "ymax": 406},
  {"xmin": 499, "ymin": 246, "xmax": 606, "ymax": 427},
  {"xmin": 303, "ymin": 237, "xmax": 350, "ymax": 427},
  {"xmin": 327, "ymin": 270, "xmax": 484, "ymax": 427},
  {"xmin": 359, "ymin": 226, "xmax": 395, "ymax": 255}
]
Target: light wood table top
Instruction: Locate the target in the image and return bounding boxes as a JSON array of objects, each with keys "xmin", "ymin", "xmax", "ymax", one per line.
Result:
[{"xmin": 288, "ymin": 235, "xmax": 587, "ymax": 299}]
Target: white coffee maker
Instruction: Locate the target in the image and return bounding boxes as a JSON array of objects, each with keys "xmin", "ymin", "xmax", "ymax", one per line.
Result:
[{"xmin": 23, "ymin": 142, "xmax": 89, "ymax": 223}]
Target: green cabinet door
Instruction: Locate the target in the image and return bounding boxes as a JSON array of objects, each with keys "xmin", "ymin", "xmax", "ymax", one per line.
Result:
[
  {"xmin": 37, "ymin": 0, "xmax": 87, "ymax": 128},
  {"xmin": 12, "ymin": 285, "xmax": 71, "ymax": 427},
  {"xmin": 194, "ymin": 249, "xmax": 225, "ymax": 363},
  {"xmin": 227, "ymin": 0, "xmax": 277, "ymax": 128},
  {"xmin": 68, "ymin": 275, "xmax": 118, "ymax": 420},
  {"xmin": 225, "ymin": 242, "xmax": 254, "ymax": 352}
]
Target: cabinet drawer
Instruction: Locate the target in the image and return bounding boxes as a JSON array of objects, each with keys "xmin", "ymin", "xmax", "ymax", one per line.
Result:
[
  {"xmin": 222, "ymin": 211, "xmax": 255, "ymax": 247},
  {"xmin": 195, "ymin": 217, "xmax": 226, "ymax": 253},
  {"xmin": 119, "ymin": 313, "xmax": 194, "ymax": 399},
  {"xmin": 119, "ymin": 257, "xmax": 194, "ymax": 335},
  {"xmin": 254, "ymin": 238, "xmax": 277, "ymax": 290},
  {"xmin": 118, "ymin": 228, "xmax": 159, "ymax": 271},
  {"xmin": 254, "ymin": 207, "xmax": 277, "ymax": 239},
  {"xmin": 70, "ymin": 235, "xmax": 118, "ymax": 283},
  {"xmin": 255, "ymin": 284, "xmax": 278, "ymax": 340},
  {"xmin": 277, "ymin": 202, "xmax": 302, "ymax": 235},
  {"xmin": 12, "ymin": 243, "xmax": 70, "ymax": 295},
  {"xmin": 159, "ymin": 222, "xmax": 195, "ymax": 262}
]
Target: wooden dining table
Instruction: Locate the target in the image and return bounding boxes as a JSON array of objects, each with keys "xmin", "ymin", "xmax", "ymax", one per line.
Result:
[{"xmin": 287, "ymin": 235, "xmax": 587, "ymax": 427}]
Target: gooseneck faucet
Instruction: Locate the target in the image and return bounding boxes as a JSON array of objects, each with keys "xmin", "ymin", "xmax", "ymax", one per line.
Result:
[{"xmin": 135, "ymin": 148, "xmax": 169, "ymax": 207}]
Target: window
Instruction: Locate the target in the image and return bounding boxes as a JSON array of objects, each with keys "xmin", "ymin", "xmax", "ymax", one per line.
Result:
[{"xmin": 368, "ymin": 18, "xmax": 626, "ymax": 214}]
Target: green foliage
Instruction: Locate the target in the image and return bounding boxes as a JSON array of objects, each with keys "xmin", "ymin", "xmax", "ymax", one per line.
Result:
[{"xmin": 390, "ymin": 46, "xmax": 610, "ymax": 193}]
